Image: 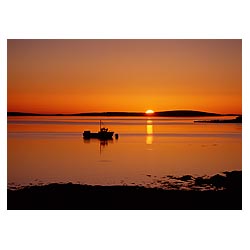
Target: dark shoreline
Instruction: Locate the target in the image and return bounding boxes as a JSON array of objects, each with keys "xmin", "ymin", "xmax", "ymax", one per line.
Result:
[
  {"xmin": 8, "ymin": 171, "xmax": 242, "ymax": 210},
  {"xmin": 194, "ymin": 116, "xmax": 242, "ymax": 124},
  {"xmin": 7, "ymin": 110, "xmax": 240, "ymax": 117}
]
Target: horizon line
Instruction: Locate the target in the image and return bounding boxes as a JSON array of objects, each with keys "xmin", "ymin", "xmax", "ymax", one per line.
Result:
[{"xmin": 7, "ymin": 109, "xmax": 242, "ymax": 116}]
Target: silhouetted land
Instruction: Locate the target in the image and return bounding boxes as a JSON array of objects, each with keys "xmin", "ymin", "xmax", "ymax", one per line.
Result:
[
  {"xmin": 194, "ymin": 116, "xmax": 242, "ymax": 123},
  {"xmin": 8, "ymin": 171, "xmax": 241, "ymax": 210},
  {"xmin": 7, "ymin": 110, "xmax": 240, "ymax": 117}
]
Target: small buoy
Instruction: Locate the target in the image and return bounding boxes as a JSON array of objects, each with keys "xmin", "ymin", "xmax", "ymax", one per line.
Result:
[{"xmin": 115, "ymin": 133, "xmax": 119, "ymax": 139}]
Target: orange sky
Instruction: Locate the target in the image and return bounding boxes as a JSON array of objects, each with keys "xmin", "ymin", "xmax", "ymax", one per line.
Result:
[{"xmin": 7, "ymin": 39, "xmax": 242, "ymax": 114}]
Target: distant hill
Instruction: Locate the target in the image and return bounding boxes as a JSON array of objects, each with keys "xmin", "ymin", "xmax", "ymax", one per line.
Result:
[
  {"xmin": 7, "ymin": 112, "xmax": 64, "ymax": 116},
  {"xmin": 74, "ymin": 112, "xmax": 143, "ymax": 116},
  {"xmin": 7, "ymin": 111, "xmax": 142, "ymax": 116},
  {"xmin": 7, "ymin": 110, "xmax": 240, "ymax": 117},
  {"xmin": 155, "ymin": 110, "xmax": 222, "ymax": 117}
]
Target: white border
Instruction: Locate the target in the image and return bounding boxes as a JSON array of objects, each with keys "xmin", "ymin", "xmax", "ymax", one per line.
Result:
[{"xmin": 1, "ymin": 1, "xmax": 249, "ymax": 250}]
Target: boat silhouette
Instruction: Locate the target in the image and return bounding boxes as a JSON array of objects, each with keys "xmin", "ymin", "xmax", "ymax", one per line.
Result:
[{"xmin": 83, "ymin": 120, "xmax": 115, "ymax": 139}]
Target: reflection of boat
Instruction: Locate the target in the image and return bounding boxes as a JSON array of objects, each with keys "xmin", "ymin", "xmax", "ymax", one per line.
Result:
[
  {"xmin": 83, "ymin": 138, "xmax": 113, "ymax": 144},
  {"xmin": 83, "ymin": 120, "xmax": 114, "ymax": 139},
  {"xmin": 83, "ymin": 137, "xmax": 113, "ymax": 155}
]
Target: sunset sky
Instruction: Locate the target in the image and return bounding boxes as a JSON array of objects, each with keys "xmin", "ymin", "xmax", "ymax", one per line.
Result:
[{"xmin": 7, "ymin": 39, "xmax": 242, "ymax": 114}]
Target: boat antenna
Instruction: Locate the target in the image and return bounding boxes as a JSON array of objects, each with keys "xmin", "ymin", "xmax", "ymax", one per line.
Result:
[{"xmin": 100, "ymin": 119, "xmax": 101, "ymax": 130}]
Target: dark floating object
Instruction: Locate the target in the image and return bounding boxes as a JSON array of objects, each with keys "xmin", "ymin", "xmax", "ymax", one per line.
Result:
[
  {"xmin": 83, "ymin": 120, "xmax": 116, "ymax": 140},
  {"xmin": 115, "ymin": 133, "xmax": 119, "ymax": 139}
]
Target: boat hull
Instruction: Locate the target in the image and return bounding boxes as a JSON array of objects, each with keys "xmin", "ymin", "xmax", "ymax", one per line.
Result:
[{"xmin": 83, "ymin": 131, "xmax": 114, "ymax": 139}]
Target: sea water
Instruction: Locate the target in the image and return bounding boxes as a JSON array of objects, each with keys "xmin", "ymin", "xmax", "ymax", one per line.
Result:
[{"xmin": 7, "ymin": 116, "xmax": 242, "ymax": 188}]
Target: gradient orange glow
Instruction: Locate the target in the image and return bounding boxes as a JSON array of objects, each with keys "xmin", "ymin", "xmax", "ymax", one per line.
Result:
[{"xmin": 7, "ymin": 39, "xmax": 242, "ymax": 114}]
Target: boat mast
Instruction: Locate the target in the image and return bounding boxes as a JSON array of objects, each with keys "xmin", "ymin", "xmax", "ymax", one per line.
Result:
[{"xmin": 100, "ymin": 120, "xmax": 101, "ymax": 130}]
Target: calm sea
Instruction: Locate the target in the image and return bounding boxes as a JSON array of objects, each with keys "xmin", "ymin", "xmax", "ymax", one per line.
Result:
[{"xmin": 7, "ymin": 116, "xmax": 242, "ymax": 188}]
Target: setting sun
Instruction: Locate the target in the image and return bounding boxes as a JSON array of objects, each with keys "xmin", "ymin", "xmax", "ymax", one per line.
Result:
[{"xmin": 145, "ymin": 109, "xmax": 154, "ymax": 114}]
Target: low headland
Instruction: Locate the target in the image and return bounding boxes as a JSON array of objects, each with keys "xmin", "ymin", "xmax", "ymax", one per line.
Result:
[
  {"xmin": 194, "ymin": 116, "xmax": 242, "ymax": 124},
  {"xmin": 8, "ymin": 170, "xmax": 242, "ymax": 210}
]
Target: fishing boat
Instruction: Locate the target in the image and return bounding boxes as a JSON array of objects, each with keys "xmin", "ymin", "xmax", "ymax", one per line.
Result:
[{"xmin": 83, "ymin": 120, "xmax": 115, "ymax": 139}]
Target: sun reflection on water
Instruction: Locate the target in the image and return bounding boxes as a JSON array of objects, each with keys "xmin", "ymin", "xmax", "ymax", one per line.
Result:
[{"xmin": 146, "ymin": 119, "xmax": 153, "ymax": 144}]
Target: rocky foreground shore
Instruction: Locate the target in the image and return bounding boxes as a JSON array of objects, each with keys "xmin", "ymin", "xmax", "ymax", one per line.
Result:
[{"xmin": 8, "ymin": 171, "xmax": 241, "ymax": 210}]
